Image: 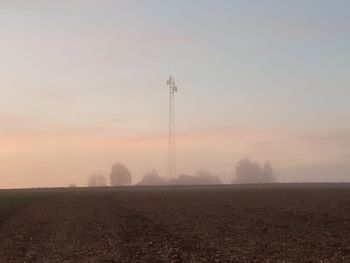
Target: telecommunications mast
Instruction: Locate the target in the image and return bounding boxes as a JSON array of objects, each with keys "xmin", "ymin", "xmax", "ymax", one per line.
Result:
[{"xmin": 167, "ymin": 76, "xmax": 178, "ymax": 181}]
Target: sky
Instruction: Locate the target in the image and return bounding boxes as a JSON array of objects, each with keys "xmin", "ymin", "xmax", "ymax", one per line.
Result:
[{"xmin": 1, "ymin": 0, "xmax": 350, "ymax": 188}]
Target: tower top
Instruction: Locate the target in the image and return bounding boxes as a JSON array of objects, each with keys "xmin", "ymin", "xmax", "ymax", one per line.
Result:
[{"xmin": 167, "ymin": 75, "xmax": 178, "ymax": 95}]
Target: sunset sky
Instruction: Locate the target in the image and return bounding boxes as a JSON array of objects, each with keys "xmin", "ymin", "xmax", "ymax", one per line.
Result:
[{"xmin": 1, "ymin": 0, "xmax": 350, "ymax": 188}]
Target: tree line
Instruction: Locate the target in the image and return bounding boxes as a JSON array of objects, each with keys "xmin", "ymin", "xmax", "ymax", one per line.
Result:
[{"xmin": 87, "ymin": 158, "xmax": 277, "ymax": 187}]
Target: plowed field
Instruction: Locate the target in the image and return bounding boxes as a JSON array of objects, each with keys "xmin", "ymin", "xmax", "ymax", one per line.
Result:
[{"xmin": 0, "ymin": 184, "xmax": 349, "ymax": 262}]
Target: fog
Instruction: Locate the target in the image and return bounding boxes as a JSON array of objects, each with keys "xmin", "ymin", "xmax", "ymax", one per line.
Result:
[
  {"xmin": 1, "ymin": 1, "xmax": 350, "ymax": 188},
  {"xmin": 1, "ymin": 128, "xmax": 349, "ymax": 188}
]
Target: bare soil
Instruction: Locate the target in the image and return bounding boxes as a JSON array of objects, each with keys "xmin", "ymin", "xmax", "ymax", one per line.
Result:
[{"xmin": 0, "ymin": 184, "xmax": 349, "ymax": 262}]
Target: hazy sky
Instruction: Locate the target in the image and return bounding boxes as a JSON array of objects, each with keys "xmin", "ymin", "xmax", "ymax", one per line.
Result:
[{"xmin": 1, "ymin": 0, "xmax": 350, "ymax": 188}]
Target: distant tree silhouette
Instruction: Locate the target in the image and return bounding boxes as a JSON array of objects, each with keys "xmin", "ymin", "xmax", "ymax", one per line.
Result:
[
  {"xmin": 262, "ymin": 161, "xmax": 276, "ymax": 183},
  {"xmin": 110, "ymin": 162, "xmax": 132, "ymax": 186},
  {"xmin": 233, "ymin": 158, "xmax": 277, "ymax": 184},
  {"xmin": 170, "ymin": 174, "xmax": 194, "ymax": 185},
  {"xmin": 171, "ymin": 170, "xmax": 222, "ymax": 185},
  {"xmin": 194, "ymin": 170, "xmax": 222, "ymax": 184},
  {"xmin": 138, "ymin": 170, "xmax": 165, "ymax": 186},
  {"xmin": 88, "ymin": 173, "xmax": 107, "ymax": 187}
]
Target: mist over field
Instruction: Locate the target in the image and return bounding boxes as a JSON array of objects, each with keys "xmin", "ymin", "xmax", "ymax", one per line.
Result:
[
  {"xmin": 1, "ymin": 2, "xmax": 350, "ymax": 262},
  {"xmin": 1, "ymin": 0, "xmax": 350, "ymax": 188}
]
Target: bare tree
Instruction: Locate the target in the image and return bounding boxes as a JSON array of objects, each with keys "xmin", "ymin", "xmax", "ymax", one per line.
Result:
[
  {"xmin": 262, "ymin": 161, "xmax": 276, "ymax": 183},
  {"xmin": 88, "ymin": 173, "xmax": 107, "ymax": 187},
  {"xmin": 171, "ymin": 170, "xmax": 222, "ymax": 185},
  {"xmin": 194, "ymin": 170, "xmax": 222, "ymax": 185},
  {"xmin": 138, "ymin": 170, "xmax": 165, "ymax": 185},
  {"xmin": 233, "ymin": 158, "xmax": 277, "ymax": 184},
  {"xmin": 110, "ymin": 162, "xmax": 132, "ymax": 186}
]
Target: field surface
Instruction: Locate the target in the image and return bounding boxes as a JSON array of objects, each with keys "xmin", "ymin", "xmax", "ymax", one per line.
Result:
[{"xmin": 0, "ymin": 184, "xmax": 349, "ymax": 262}]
